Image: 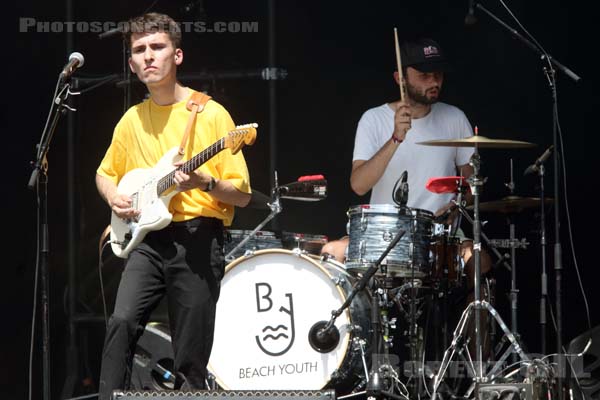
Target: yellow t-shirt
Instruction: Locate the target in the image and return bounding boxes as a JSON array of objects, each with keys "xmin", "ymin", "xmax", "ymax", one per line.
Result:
[{"xmin": 97, "ymin": 89, "xmax": 251, "ymax": 226}]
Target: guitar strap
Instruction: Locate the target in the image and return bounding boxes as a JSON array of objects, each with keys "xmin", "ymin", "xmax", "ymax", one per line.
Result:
[{"xmin": 179, "ymin": 91, "xmax": 212, "ymax": 155}]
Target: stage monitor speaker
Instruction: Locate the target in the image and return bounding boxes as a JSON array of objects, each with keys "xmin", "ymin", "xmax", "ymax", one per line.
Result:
[
  {"xmin": 131, "ymin": 323, "xmax": 176, "ymax": 391},
  {"xmin": 476, "ymin": 383, "xmax": 534, "ymax": 400},
  {"xmin": 568, "ymin": 324, "xmax": 600, "ymax": 399},
  {"xmin": 112, "ymin": 390, "xmax": 336, "ymax": 400}
]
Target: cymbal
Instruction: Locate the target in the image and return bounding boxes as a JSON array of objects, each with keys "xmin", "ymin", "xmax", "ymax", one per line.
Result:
[
  {"xmin": 246, "ymin": 189, "xmax": 271, "ymax": 210},
  {"xmin": 467, "ymin": 196, "xmax": 554, "ymax": 214},
  {"xmin": 417, "ymin": 135, "xmax": 536, "ymax": 148}
]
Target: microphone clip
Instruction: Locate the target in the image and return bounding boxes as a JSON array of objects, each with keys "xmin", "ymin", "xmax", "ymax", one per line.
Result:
[{"xmin": 393, "ymin": 170, "xmax": 409, "ymax": 208}]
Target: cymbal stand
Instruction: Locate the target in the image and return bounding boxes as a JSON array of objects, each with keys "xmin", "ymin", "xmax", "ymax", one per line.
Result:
[
  {"xmin": 505, "ymin": 159, "xmax": 520, "ymax": 363},
  {"xmin": 224, "ymin": 171, "xmax": 282, "ymax": 262},
  {"xmin": 537, "ymin": 163, "xmax": 549, "ymax": 355},
  {"xmin": 452, "ymin": 192, "xmax": 512, "ymax": 274},
  {"xmin": 431, "ymin": 148, "xmax": 530, "ymax": 398},
  {"xmin": 469, "ymin": 146, "xmax": 485, "ymax": 380}
]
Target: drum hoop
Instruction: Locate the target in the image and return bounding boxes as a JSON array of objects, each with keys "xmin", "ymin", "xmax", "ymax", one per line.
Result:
[
  {"xmin": 225, "ymin": 229, "xmax": 278, "ymax": 238},
  {"xmin": 214, "ymin": 249, "xmax": 354, "ymax": 389},
  {"xmin": 347, "ymin": 204, "xmax": 434, "ymax": 218},
  {"xmin": 307, "ymin": 254, "xmax": 352, "ymax": 278},
  {"xmin": 282, "ymin": 231, "xmax": 328, "ymax": 242}
]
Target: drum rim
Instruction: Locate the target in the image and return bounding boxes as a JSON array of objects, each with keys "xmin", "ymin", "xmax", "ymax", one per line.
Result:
[
  {"xmin": 211, "ymin": 248, "xmax": 355, "ymax": 390},
  {"xmin": 281, "ymin": 231, "xmax": 329, "ymax": 242},
  {"xmin": 225, "ymin": 229, "xmax": 279, "ymax": 237},
  {"xmin": 347, "ymin": 203, "xmax": 434, "ymax": 217}
]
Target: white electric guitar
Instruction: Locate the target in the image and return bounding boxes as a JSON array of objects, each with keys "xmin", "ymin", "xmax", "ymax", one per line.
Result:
[{"xmin": 109, "ymin": 123, "xmax": 257, "ymax": 258}]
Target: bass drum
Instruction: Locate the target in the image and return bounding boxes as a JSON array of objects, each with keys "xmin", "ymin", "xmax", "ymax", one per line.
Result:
[{"xmin": 208, "ymin": 249, "xmax": 371, "ymax": 394}]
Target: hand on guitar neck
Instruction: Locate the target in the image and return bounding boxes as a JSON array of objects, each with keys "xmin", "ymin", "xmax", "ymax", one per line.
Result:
[{"xmin": 172, "ymin": 160, "xmax": 214, "ymax": 192}]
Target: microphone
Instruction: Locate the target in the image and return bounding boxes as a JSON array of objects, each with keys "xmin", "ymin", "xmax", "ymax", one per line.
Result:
[
  {"xmin": 393, "ymin": 170, "xmax": 409, "ymax": 207},
  {"xmin": 308, "ymin": 320, "xmax": 340, "ymax": 353},
  {"xmin": 464, "ymin": 0, "xmax": 477, "ymax": 25},
  {"xmin": 60, "ymin": 52, "xmax": 85, "ymax": 80},
  {"xmin": 524, "ymin": 145, "xmax": 554, "ymax": 176},
  {"xmin": 153, "ymin": 362, "xmax": 176, "ymax": 384},
  {"xmin": 98, "ymin": 26, "xmax": 124, "ymax": 40}
]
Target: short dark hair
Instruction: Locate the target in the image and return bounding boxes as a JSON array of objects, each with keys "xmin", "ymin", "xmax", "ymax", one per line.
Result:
[{"xmin": 124, "ymin": 13, "xmax": 182, "ymax": 49}]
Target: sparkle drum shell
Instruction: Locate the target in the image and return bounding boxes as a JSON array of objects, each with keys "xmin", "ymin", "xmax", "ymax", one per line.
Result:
[{"xmin": 346, "ymin": 205, "xmax": 434, "ymax": 278}]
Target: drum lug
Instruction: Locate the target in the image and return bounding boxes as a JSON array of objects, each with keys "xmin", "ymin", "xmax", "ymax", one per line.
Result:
[
  {"xmin": 360, "ymin": 216, "xmax": 368, "ymax": 232},
  {"xmin": 330, "ymin": 369, "xmax": 341, "ymax": 380},
  {"xmin": 292, "ymin": 247, "xmax": 303, "ymax": 256},
  {"xmin": 331, "ymin": 276, "xmax": 346, "ymax": 286},
  {"xmin": 359, "ymin": 240, "xmax": 366, "ymax": 260},
  {"xmin": 348, "ymin": 324, "xmax": 364, "ymax": 334}
]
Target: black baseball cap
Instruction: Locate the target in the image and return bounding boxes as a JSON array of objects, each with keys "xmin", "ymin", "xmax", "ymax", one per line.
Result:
[{"xmin": 400, "ymin": 38, "xmax": 450, "ymax": 73}]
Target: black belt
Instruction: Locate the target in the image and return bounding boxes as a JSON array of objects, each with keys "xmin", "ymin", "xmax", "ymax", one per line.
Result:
[{"xmin": 168, "ymin": 216, "xmax": 223, "ymax": 229}]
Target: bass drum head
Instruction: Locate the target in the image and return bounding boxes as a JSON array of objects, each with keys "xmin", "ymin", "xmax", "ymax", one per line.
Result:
[{"xmin": 208, "ymin": 249, "xmax": 368, "ymax": 392}]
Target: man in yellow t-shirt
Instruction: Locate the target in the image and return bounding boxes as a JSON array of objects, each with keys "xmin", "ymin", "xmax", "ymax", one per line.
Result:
[{"xmin": 95, "ymin": 13, "xmax": 251, "ymax": 399}]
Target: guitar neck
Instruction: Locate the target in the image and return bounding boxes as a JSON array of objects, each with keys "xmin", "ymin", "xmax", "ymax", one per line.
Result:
[{"xmin": 156, "ymin": 138, "xmax": 225, "ymax": 196}]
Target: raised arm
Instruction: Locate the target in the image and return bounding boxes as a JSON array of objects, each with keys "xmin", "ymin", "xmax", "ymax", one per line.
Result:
[{"xmin": 350, "ymin": 101, "xmax": 411, "ymax": 195}]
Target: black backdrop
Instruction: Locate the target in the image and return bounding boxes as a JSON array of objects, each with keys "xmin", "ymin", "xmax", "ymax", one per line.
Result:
[{"xmin": 5, "ymin": 1, "xmax": 594, "ymax": 399}]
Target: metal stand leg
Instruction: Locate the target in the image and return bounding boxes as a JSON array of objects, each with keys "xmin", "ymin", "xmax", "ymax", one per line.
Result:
[
  {"xmin": 431, "ymin": 149, "xmax": 534, "ymax": 398},
  {"xmin": 431, "ymin": 300, "xmax": 530, "ymax": 399},
  {"xmin": 538, "ymin": 165, "xmax": 548, "ymax": 355},
  {"xmin": 508, "ymin": 216, "xmax": 519, "ymax": 364}
]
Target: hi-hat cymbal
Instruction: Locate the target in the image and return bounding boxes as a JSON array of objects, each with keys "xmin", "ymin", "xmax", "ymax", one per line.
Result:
[
  {"xmin": 417, "ymin": 135, "xmax": 536, "ymax": 148},
  {"xmin": 467, "ymin": 195, "xmax": 554, "ymax": 214},
  {"xmin": 246, "ymin": 189, "xmax": 271, "ymax": 210}
]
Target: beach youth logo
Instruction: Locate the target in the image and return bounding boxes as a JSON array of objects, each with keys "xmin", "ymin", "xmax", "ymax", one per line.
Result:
[{"xmin": 254, "ymin": 282, "xmax": 295, "ymax": 356}]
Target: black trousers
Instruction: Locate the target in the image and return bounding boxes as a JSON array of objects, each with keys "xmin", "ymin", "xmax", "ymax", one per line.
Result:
[{"xmin": 98, "ymin": 217, "xmax": 225, "ymax": 400}]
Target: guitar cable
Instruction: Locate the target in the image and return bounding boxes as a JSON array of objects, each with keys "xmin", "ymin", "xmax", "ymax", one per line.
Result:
[{"xmin": 98, "ymin": 240, "xmax": 113, "ymax": 329}]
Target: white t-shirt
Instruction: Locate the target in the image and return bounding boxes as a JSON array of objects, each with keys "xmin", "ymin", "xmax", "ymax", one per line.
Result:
[{"xmin": 353, "ymin": 102, "xmax": 474, "ymax": 213}]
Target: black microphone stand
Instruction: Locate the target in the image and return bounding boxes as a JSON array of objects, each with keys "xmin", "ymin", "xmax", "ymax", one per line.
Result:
[
  {"xmin": 474, "ymin": 5, "xmax": 581, "ymax": 398},
  {"xmin": 310, "ymin": 229, "xmax": 406, "ymax": 400},
  {"xmin": 28, "ymin": 76, "xmax": 76, "ymax": 400},
  {"xmin": 538, "ymin": 162, "xmax": 549, "ymax": 355}
]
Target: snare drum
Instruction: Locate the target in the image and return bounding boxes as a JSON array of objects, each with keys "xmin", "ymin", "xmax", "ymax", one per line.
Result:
[
  {"xmin": 282, "ymin": 232, "xmax": 329, "ymax": 255},
  {"xmin": 430, "ymin": 236, "xmax": 464, "ymax": 287},
  {"xmin": 346, "ymin": 205, "xmax": 434, "ymax": 278},
  {"xmin": 224, "ymin": 230, "xmax": 282, "ymax": 261},
  {"xmin": 208, "ymin": 249, "xmax": 371, "ymax": 393}
]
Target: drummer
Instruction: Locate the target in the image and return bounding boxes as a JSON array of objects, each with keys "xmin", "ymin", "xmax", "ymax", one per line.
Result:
[{"xmin": 321, "ymin": 37, "xmax": 491, "ymax": 281}]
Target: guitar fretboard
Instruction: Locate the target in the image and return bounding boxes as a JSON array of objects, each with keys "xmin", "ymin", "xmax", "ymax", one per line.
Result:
[{"xmin": 156, "ymin": 138, "xmax": 225, "ymax": 195}]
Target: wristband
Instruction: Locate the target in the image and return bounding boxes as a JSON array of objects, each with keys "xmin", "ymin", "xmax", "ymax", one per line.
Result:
[{"xmin": 202, "ymin": 176, "xmax": 216, "ymax": 192}]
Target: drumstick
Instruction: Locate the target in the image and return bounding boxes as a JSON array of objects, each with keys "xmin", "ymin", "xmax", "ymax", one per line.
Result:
[{"xmin": 394, "ymin": 28, "xmax": 407, "ymax": 103}]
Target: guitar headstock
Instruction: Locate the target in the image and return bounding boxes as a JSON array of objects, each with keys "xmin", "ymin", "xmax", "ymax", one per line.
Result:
[{"xmin": 225, "ymin": 123, "xmax": 258, "ymax": 154}]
